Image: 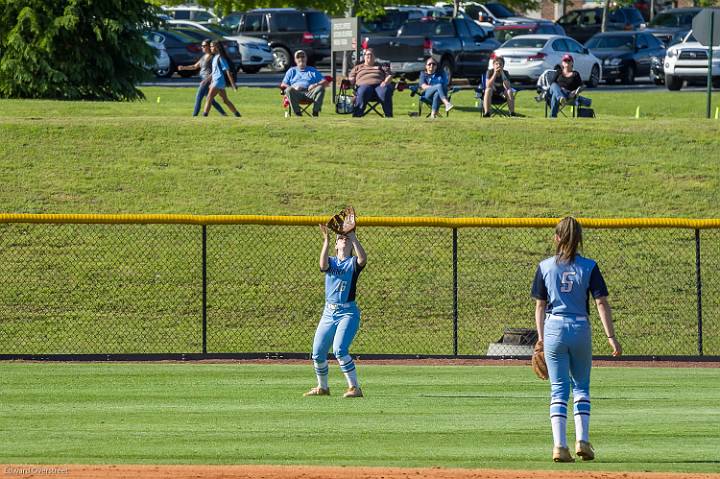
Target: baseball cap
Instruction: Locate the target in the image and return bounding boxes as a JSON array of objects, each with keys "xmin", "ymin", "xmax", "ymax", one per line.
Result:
[{"xmin": 562, "ymin": 54, "xmax": 574, "ymax": 63}]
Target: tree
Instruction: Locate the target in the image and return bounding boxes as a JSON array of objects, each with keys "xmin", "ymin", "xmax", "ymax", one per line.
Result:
[{"xmin": 0, "ymin": 0, "xmax": 160, "ymax": 100}]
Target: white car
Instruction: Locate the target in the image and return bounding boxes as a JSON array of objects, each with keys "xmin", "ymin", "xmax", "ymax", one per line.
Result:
[
  {"xmin": 492, "ymin": 34, "xmax": 602, "ymax": 86},
  {"xmin": 161, "ymin": 5, "xmax": 220, "ymax": 23},
  {"xmin": 145, "ymin": 35, "xmax": 171, "ymax": 77},
  {"xmin": 664, "ymin": 30, "xmax": 720, "ymax": 91},
  {"xmin": 167, "ymin": 20, "xmax": 273, "ymax": 74}
]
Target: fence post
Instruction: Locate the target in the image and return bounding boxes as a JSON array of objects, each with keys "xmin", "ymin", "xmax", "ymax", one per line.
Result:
[
  {"xmin": 202, "ymin": 224, "xmax": 208, "ymax": 355},
  {"xmin": 452, "ymin": 228, "xmax": 458, "ymax": 356},
  {"xmin": 695, "ymin": 229, "xmax": 703, "ymax": 356}
]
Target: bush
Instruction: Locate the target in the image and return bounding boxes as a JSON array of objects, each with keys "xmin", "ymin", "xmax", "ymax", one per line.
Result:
[{"xmin": 0, "ymin": 0, "xmax": 160, "ymax": 100}]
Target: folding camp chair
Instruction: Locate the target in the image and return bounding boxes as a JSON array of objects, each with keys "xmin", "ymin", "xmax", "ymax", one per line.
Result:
[
  {"xmin": 407, "ymin": 84, "xmax": 460, "ymax": 118},
  {"xmin": 535, "ymin": 69, "xmax": 588, "ymax": 118},
  {"xmin": 475, "ymin": 71, "xmax": 517, "ymax": 117},
  {"xmin": 281, "ymin": 75, "xmax": 332, "ymax": 118},
  {"xmin": 338, "ymin": 79, "xmax": 386, "ymax": 117}
]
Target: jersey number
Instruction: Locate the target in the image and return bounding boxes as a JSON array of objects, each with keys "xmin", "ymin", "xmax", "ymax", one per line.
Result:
[
  {"xmin": 560, "ymin": 272, "xmax": 576, "ymax": 293},
  {"xmin": 338, "ymin": 281, "xmax": 347, "ymax": 292}
]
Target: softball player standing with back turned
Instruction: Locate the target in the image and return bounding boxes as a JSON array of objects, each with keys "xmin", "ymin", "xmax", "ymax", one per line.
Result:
[
  {"xmin": 531, "ymin": 217, "xmax": 622, "ymax": 462},
  {"xmin": 304, "ymin": 224, "xmax": 367, "ymax": 398}
]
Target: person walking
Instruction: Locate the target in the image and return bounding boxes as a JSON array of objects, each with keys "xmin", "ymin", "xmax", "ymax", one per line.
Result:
[
  {"xmin": 202, "ymin": 41, "xmax": 241, "ymax": 117},
  {"xmin": 304, "ymin": 224, "xmax": 367, "ymax": 398},
  {"xmin": 531, "ymin": 216, "xmax": 622, "ymax": 462},
  {"xmin": 178, "ymin": 39, "xmax": 226, "ymax": 117}
]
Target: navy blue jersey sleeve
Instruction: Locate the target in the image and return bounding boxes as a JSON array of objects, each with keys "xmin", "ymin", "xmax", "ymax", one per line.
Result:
[
  {"xmin": 589, "ymin": 264, "xmax": 609, "ymax": 298},
  {"xmin": 531, "ymin": 266, "xmax": 548, "ymax": 300}
]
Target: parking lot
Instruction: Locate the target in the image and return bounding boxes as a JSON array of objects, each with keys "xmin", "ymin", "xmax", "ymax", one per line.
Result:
[{"xmin": 142, "ymin": 66, "xmax": 714, "ymax": 92}]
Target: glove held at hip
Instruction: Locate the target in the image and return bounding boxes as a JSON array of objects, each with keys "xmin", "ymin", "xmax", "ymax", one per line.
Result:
[{"xmin": 532, "ymin": 340, "xmax": 549, "ymax": 380}]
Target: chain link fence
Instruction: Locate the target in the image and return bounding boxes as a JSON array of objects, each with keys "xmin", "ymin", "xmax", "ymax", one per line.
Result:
[{"xmin": 0, "ymin": 216, "xmax": 718, "ymax": 359}]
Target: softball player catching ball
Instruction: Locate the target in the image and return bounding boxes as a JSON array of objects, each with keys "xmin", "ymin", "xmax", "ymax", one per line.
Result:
[
  {"xmin": 304, "ymin": 225, "xmax": 367, "ymax": 398},
  {"xmin": 531, "ymin": 217, "xmax": 622, "ymax": 462}
]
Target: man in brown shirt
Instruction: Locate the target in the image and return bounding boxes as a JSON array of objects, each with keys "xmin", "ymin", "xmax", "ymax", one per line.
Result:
[{"xmin": 348, "ymin": 48, "xmax": 394, "ymax": 117}]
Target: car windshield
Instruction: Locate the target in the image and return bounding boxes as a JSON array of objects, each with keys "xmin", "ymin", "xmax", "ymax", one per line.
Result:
[
  {"xmin": 649, "ymin": 11, "xmax": 696, "ymax": 28},
  {"xmin": 484, "ymin": 3, "xmax": 517, "ymax": 18},
  {"xmin": 201, "ymin": 23, "xmax": 232, "ymax": 36},
  {"xmin": 494, "ymin": 27, "xmax": 533, "ymax": 42},
  {"xmin": 586, "ymin": 35, "xmax": 634, "ymax": 49},
  {"xmin": 501, "ymin": 37, "xmax": 547, "ymax": 49},
  {"xmin": 362, "ymin": 11, "xmax": 409, "ymax": 33},
  {"xmin": 306, "ymin": 12, "xmax": 330, "ymax": 32}
]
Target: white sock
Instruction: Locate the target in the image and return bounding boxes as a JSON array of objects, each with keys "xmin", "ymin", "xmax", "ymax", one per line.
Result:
[
  {"xmin": 313, "ymin": 360, "xmax": 329, "ymax": 389},
  {"xmin": 574, "ymin": 397, "xmax": 591, "ymax": 442},
  {"xmin": 551, "ymin": 416, "xmax": 567, "ymax": 448},
  {"xmin": 337, "ymin": 355, "xmax": 358, "ymax": 388},
  {"xmin": 574, "ymin": 414, "xmax": 590, "ymax": 443},
  {"xmin": 550, "ymin": 400, "xmax": 568, "ymax": 447}
]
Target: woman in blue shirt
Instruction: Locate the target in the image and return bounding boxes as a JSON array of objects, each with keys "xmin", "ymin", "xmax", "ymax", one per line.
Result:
[
  {"xmin": 531, "ymin": 217, "xmax": 622, "ymax": 463},
  {"xmin": 417, "ymin": 58, "xmax": 453, "ymax": 118},
  {"xmin": 202, "ymin": 41, "xmax": 241, "ymax": 117},
  {"xmin": 304, "ymin": 224, "xmax": 367, "ymax": 398}
]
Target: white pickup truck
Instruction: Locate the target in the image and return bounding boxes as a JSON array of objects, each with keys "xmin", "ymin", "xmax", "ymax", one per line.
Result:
[{"xmin": 664, "ymin": 31, "xmax": 720, "ymax": 90}]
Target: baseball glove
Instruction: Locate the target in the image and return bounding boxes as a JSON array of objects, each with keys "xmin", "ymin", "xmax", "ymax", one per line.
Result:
[
  {"xmin": 327, "ymin": 206, "xmax": 356, "ymax": 235},
  {"xmin": 532, "ymin": 340, "xmax": 548, "ymax": 380}
]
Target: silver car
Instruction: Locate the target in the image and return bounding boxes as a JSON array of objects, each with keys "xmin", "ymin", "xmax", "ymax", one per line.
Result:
[{"xmin": 492, "ymin": 34, "xmax": 602, "ymax": 86}]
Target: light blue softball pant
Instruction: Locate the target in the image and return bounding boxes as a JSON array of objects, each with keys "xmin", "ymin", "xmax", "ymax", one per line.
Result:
[
  {"xmin": 311, "ymin": 302, "xmax": 360, "ymax": 362},
  {"xmin": 544, "ymin": 315, "xmax": 592, "ymax": 418}
]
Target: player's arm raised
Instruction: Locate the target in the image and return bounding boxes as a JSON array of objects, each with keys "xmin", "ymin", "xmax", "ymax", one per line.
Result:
[
  {"xmin": 319, "ymin": 224, "xmax": 330, "ymax": 272},
  {"xmin": 348, "ymin": 231, "xmax": 366, "ymax": 268},
  {"xmin": 595, "ymin": 297, "xmax": 621, "ymax": 356}
]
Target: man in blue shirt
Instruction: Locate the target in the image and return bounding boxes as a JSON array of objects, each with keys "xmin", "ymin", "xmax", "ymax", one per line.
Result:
[{"xmin": 280, "ymin": 50, "xmax": 329, "ymax": 117}]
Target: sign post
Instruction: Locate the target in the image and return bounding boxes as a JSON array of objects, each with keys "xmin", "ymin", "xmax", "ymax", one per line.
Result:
[
  {"xmin": 331, "ymin": 17, "xmax": 360, "ymax": 103},
  {"xmin": 692, "ymin": 8, "xmax": 720, "ymax": 118}
]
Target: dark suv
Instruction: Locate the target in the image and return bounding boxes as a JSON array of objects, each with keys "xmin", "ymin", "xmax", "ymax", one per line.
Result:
[
  {"xmin": 557, "ymin": 7, "xmax": 646, "ymax": 44},
  {"xmin": 220, "ymin": 8, "xmax": 330, "ymax": 72}
]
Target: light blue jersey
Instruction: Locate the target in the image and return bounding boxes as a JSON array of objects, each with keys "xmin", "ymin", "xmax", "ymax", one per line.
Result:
[
  {"xmin": 211, "ymin": 55, "xmax": 230, "ymax": 88},
  {"xmin": 323, "ymin": 256, "xmax": 363, "ymax": 304},
  {"xmin": 531, "ymin": 254, "xmax": 608, "ymax": 317}
]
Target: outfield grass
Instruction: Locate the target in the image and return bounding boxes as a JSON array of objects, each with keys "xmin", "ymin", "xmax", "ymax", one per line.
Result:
[
  {"xmin": 1, "ymin": 88, "xmax": 719, "ymax": 357},
  {"xmin": 0, "ymin": 362, "xmax": 718, "ymax": 472},
  {"xmin": 0, "ymin": 87, "xmax": 718, "ymax": 217}
]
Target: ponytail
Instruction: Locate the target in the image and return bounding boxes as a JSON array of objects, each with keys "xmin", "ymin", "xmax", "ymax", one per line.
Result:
[{"xmin": 555, "ymin": 216, "xmax": 582, "ymax": 263}]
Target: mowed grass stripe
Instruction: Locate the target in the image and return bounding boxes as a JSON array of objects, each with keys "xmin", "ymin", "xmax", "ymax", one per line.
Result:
[{"xmin": 0, "ymin": 363, "xmax": 718, "ymax": 472}]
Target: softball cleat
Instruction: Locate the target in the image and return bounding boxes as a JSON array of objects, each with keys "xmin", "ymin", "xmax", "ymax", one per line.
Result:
[
  {"xmin": 552, "ymin": 446, "xmax": 575, "ymax": 463},
  {"xmin": 303, "ymin": 387, "xmax": 330, "ymax": 397},
  {"xmin": 343, "ymin": 386, "xmax": 363, "ymax": 398},
  {"xmin": 575, "ymin": 440, "xmax": 595, "ymax": 461}
]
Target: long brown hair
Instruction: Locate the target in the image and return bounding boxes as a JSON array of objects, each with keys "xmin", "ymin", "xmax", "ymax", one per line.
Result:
[{"xmin": 555, "ymin": 216, "xmax": 582, "ymax": 263}]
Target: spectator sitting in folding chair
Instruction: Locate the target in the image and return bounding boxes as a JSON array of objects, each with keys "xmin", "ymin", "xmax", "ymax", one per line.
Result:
[
  {"xmin": 348, "ymin": 48, "xmax": 394, "ymax": 118},
  {"xmin": 480, "ymin": 56, "xmax": 517, "ymax": 117},
  {"xmin": 280, "ymin": 50, "xmax": 330, "ymax": 117},
  {"xmin": 414, "ymin": 57, "xmax": 454, "ymax": 118},
  {"xmin": 547, "ymin": 54, "xmax": 591, "ymax": 118}
]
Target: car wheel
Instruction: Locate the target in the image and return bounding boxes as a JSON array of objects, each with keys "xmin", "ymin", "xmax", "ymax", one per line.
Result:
[
  {"xmin": 242, "ymin": 65, "xmax": 262, "ymax": 74},
  {"xmin": 665, "ymin": 74, "xmax": 683, "ymax": 91},
  {"xmin": 713, "ymin": 77, "xmax": 720, "ymax": 89},
  {"xmin": 587, "ymin": 65, "xmax": 600, "ymax": 88},
  {"xmin": 653, "ymin": 77, "xmax": 664, "ymax": 86},
  {"xmin": 622, "ymin": 64, "xmax": 635, "ymax": 85},
  {"xmin": 271, "ymin": 46, "xmax": 291, "ymax": 72},
  {"xmin": 439, "ymin": 58, "xmax": 453, "ymax": 85},
  {"xmin": 156, "ymin": 60, "xmax": 174, "ymax": 78}
]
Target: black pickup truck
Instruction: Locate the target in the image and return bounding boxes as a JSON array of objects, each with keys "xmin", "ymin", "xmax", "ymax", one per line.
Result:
[{"xmin": 362, "ymin": 15, "xmax": 501, "ymax": 82}]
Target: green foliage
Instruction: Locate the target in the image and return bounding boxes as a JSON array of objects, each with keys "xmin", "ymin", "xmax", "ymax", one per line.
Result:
[{"xmin": 0, "ymin": 0, "xmax": 161, "ymax": 100}]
